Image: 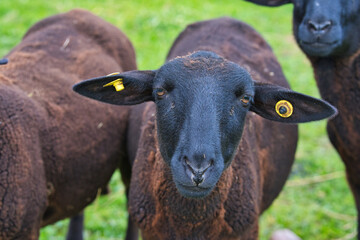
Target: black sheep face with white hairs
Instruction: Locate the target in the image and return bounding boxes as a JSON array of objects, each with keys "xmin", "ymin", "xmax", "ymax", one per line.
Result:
[
  {"xmin": 293, "ymin": 0, "xmax": 360, "ymax": 57},
  {"xmin": 154, "ymin": 51, "xmax": 254, "ymax": 198}
]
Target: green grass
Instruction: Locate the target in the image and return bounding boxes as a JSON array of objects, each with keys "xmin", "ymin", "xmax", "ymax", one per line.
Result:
[{"xmin": 0, "ymin": 1, "xmax": 356, "ymax": 239}]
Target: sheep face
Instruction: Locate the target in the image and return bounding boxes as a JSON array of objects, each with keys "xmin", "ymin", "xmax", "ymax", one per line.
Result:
[
  {"xmin": 245, "ymin": 0, "xmax": 360, "ymax": 57},
  {"xmin": 294, "ymin": 0, "xmax": 360, "ymax": 57},
  {"xmin": 154, "ymin": 51, "xmax": 254, "ymax": 198},
  {"xmin": 73, "ymin": 50, "xmax": 337, "ymax": 199}
]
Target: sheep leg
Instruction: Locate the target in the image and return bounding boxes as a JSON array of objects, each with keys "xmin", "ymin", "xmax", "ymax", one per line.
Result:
[
  {"xmin": 346, "ymin": 177, "xmax": 360, "ymax": 240},
  {"xmin": 119, "ymin": 145, "xmax": 138, "ymax": 239},
  {"xmin": 125, "ymin": 215, "xmax": 139, "ymax": 240},
  {"xmin": 65, "ymin": 212, "xmax": 84, "ymax": 240},
  {"xmin": 124, "ymin": 182, "xmax": 138, "ymax": 240},
  {"xmin": 346, "ymin": 179, "xmax": 360, "ymax": 240}
]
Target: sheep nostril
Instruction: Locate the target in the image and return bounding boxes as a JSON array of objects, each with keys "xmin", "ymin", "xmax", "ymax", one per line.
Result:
[
  {"xmin": 210, "ymin": 159, "xmax": 214, "ymax": 166},
  {"xmin": 192, "ymin": 175, "xmax": 204, "ymax": 186},
  {"xmin": 184, "ymin": 156, "xmax": 189, "ymax": 165},
  {"xmin": 308, "ymin": 20, "xmax": 317, "ymax": 32},
  {"xmin": 307, "ymin": 20, "xmax": 332, "ymax": 34},
  {"xmin": 184, "ymin": 156, "xmax": 193, "ymax": 171}
]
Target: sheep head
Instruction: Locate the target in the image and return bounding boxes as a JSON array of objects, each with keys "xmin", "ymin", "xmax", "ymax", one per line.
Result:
[
  {"xmin": 73, "ymin": 51, "xmax": 336, "ymax": 198},
  {"xmin": 245, "ymin": 0, "xmax": 360, "ymax": 57}
]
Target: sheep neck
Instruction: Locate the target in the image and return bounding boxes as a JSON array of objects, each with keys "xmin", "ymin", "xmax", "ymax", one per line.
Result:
[{"xmin": 309, "ymin": 55, "xmax": 360, "ymax": 179}]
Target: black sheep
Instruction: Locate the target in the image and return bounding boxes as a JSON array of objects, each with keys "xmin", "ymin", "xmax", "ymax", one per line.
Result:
[
  {"xmin": 245, "ymin": 0, "xmax": 360, "ymax": 237},
  {"xmin": 75, "ymin": 17, "xmax": 336, "ymax": 239},
  {"xmin": 0, "ymin": 9, "xmax": 136, "ymax": 239}
]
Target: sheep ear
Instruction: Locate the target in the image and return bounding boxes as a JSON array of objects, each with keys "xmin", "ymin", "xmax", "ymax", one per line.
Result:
[
  {"xmin": 249, "ymin": 83, "xmax": 338, "ymax": 123},
  {"xmin": 73, "ymin": 70, "xmax": 156, "ymax": 105},
  {"xmin": 244, "ymin": 0, "xmax": 291, "ymax": 6}
]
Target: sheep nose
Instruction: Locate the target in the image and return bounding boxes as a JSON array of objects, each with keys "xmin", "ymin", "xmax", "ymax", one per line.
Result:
[
  {"xmin": 183, "ymin": 155, "xmax": 214, "ymax": 186},
  {"xmin": 307, "ymin": 20, "xmax": 332, "ymax": 35}
]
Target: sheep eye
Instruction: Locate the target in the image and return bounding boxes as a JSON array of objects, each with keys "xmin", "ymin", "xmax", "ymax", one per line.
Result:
[
  {"xmin": 240, "ymin": 94, "xmax": 252, "ymax": 106},
  {"xmin": 155, "ymin": 88, "xmax": 167, "ymax": 98}
]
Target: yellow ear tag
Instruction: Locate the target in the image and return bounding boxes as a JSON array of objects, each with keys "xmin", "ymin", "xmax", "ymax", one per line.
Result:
[
  {"xmin": 103, "ymin": 78, "xmax": 124, "ymax": 91},
  {"xmin": 275, "ymin": 100, "xmax": 293, "ymax": 118},
  {"xmin": 103, "ymin": 72, "xmax": 124, "ymax": 92}
]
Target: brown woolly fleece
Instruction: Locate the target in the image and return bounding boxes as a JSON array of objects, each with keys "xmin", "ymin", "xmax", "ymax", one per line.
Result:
[
  {"xmin": 126, "ymin": 18, "xmax": 298, "ymax": 240},
  {"xmin": 0, "ymin": 9, "xmax": 136, "ymax": 239}
]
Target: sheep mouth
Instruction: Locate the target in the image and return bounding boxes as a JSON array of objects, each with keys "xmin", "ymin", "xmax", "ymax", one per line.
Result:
[
  {"xmin": 300, "ymin": 40, "xmax": 339, "ymax": 48},
  {"xmin": 178, "ymin": 183, "xmax": 211, "ymax": 191},
  {"xmin": 176, "ymin": 183, "xmax": 213, "ymax": 199},
  {"xmin": 299, "ymin": 40, "xmax": 340, "ymax": 57}
]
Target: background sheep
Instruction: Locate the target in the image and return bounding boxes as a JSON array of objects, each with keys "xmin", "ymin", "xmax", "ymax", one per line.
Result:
[
  {"xmin": 0, "ymin": 9, "xmax": 136, "ymax": 239},
  {"xmin": 245, "ymin": 0, "xmax": 360, "ymax": 237},
  {"xmin": 74, "ymin": 17, "xmax": 336, "ymax": 239}
]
